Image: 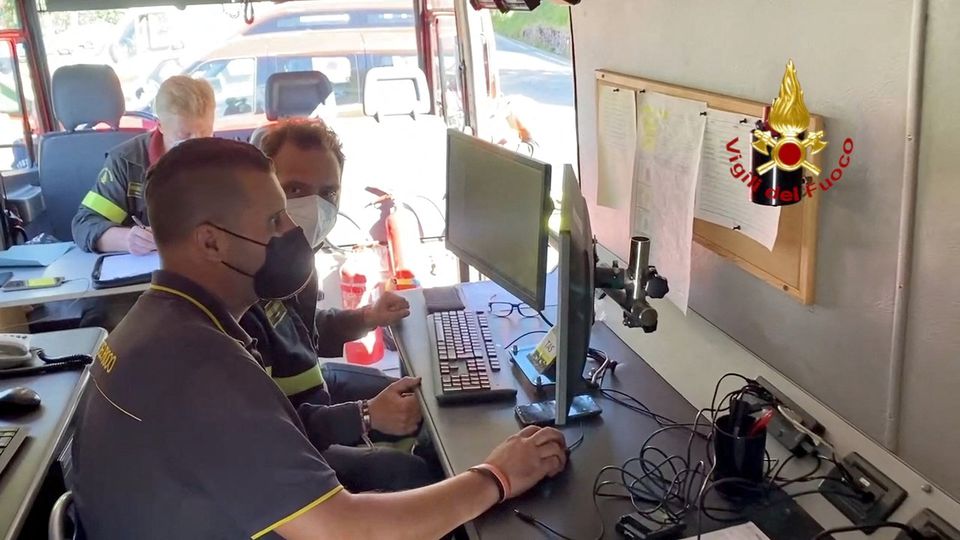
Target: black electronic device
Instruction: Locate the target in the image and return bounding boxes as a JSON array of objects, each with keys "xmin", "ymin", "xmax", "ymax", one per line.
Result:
[
  {"xmin": 430, "ymin": 310, "xmax": 516, "ymax": 404},
  {"xmin": 2, "ymin": 277, "xmax": 63, "ymax": 291},
  {"xmin": 0, "ymin": 386, "xmax": 40, "ymax": 412},
  {"xmin": 445, "ymin": 129, "xmax": 552, "ymax": 311},
  {"xmin": 553, "ymin": 164, "xmax": 596, "ymax": 425},
  {"xmin": 616, "ymin": 511, "xmax": 685, "ymax": 540},
  {"xmin": 0, "ymin": 426, "xmax": 28, "ymax": 479},
  {"xmin": 516, "ymin": 394, "xmax": 601, "ymax": 426}
]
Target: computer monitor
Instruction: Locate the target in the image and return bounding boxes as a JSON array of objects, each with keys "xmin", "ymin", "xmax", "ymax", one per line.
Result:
[
  {"xmin": 445, "ymin": 129, "xmax": 553, "ymax": 310},
  {"xmin": 555, "ymin": 164, "xmax": 595, "ymax": 425}
]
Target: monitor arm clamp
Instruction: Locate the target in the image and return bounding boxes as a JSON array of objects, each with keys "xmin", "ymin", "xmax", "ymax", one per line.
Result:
[{"xmin": 594, "ymin": 236, "xmax": 668, "ymax": 333}]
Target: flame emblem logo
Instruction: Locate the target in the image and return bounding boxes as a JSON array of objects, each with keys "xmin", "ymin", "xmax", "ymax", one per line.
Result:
[{"xmin": 752, "ymin": 60, "xmax": 827, "ymax": 175}]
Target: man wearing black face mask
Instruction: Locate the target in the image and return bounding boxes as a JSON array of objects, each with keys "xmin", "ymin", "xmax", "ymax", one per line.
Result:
[
  {"xmin": 241, "ymin": 121, "xmax": 437, "ymax": 494},
  {"xmin": 70, "ymin": 137, "xmax": 568, "ymax": 539}
]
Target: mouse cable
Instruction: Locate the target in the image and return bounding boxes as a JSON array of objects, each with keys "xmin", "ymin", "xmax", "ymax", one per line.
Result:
[{"xmin": 513, "ymin": 509, "xmax": 577, "ymax": 540}]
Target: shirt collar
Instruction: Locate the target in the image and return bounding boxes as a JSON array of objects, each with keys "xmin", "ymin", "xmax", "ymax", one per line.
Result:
[
  {"xmin": 146, "ymin": 129, "xmax": 166, "ymax": 166},
  {"xmin": 149, "ymin": 270, "xmax": 255, "ymax": 349}
]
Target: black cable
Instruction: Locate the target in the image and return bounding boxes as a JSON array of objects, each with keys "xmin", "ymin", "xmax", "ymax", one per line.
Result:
[
  {"xmin": 811, "ymin": 522, "xmax": 918, "ymax": 540},
  {"xmin": 537, "ymin": 309, "xmax": 554, "ymax": 327},
  {"xmin": 504, "ymin": 330, "xmax": 548, "ymax": 350},
  {"xmin": 513, "ymin": 509, "xmax": 576, "ymax": 540}
]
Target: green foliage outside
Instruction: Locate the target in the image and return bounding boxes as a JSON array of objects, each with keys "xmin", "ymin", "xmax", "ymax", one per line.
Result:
[
  {"xmin": 0, "ymin": 0, "xmax": 19, "ymax": 29},
  {"xmin": 491, "ymin": 3, "xmax": 571, "ymax": 56}
]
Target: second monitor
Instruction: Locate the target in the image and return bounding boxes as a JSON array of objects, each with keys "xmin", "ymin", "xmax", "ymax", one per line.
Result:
[{"xmin": 445, "ymin": 129, "xmax": 553, "ymax": 311}]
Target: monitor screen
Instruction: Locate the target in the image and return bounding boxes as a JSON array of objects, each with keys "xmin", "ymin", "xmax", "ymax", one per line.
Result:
[
  {"xmin": 556, "ymin": 163, "xmax": 595, "ymax": 419},
  {"xmin": 445, "ymin": 129, "xmax": 552, "ymax": 310}
]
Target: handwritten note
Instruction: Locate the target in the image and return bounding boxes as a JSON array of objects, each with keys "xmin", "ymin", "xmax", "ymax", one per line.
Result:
[
  {"xmin": 596, "ymin": 86, "xmax": 637, "ymax": 209},
  {"xmin": 630, "ymin": 92, "xmax": 707, "ymax": 314},
  {"xmin": 695, "ymin": 110, "xmax": 781, "ymax": 251}
]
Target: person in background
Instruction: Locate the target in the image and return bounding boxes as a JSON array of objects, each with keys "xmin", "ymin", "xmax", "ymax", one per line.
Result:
[
  {"xmin": 72, "ymin": 75, "xmax": 215, "ymax": 255},
  {"xmin": 71, "ymin": 137, "xmax": 567, "ymax": 539},
  {"xmin": 242, "ymin": 120, "xmax": 435, "ymax": 492}
]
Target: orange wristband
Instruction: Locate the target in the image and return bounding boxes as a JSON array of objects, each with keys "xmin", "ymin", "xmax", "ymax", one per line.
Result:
[{"xmin": 475, "ymin": 463, "xmax": 511, "ymax": 500}]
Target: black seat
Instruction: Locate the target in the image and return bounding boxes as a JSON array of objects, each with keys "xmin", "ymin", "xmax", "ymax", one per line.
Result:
[
  {"xmin": 38, "ymin": 64, "xmax": 146, "ymax": 241},
  {"xmin": 250, "ymin": 71, "xmax": 334, "ymax": 148}
]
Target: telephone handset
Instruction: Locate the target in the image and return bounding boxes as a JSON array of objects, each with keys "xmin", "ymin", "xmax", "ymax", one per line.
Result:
[{"xmin": 0, "ymin": 334, "xmax": 32, "ymax": 368}]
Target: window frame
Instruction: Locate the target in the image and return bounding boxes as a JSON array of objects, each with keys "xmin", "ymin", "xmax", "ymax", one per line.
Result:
[{"xmin": 0, "ymin": 33, "xmax": 36, "ymax": 171}]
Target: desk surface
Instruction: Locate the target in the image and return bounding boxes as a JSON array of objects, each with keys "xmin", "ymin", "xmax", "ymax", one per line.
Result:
[
  {"xmin": 0, "ymin": 246, "xmax": 148, "ymax": 309},
  {"xmin": 0, "ymin": 327, "xmax": 104, "ymax": 540},
  {"xmin": 393, "ymin": 282, "xmax": 823, "ymax": 539}
]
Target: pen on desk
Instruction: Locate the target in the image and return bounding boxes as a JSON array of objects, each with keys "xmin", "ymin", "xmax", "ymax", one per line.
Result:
[{"xmin": 748, "ymin": 408, "xmax": 775, "ymax": 437}]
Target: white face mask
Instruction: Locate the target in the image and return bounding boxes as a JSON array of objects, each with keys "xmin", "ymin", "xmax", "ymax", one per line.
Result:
[{"xmin": 287, "ymin": 195, "xmax": 338, "ymax": 249}]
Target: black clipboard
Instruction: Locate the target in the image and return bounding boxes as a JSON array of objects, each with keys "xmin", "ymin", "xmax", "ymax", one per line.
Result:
[{"xmin": 91, "ymin": 253, "xmax": 157, "ymax": 289}]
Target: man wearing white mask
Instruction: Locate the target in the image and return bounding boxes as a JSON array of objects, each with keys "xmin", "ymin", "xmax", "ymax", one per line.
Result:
[{"xmin": 240, "ymin": 120, "xmax": 439, "ymax": 492}]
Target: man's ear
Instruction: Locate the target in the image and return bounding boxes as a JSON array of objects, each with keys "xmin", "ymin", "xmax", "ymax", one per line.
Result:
[{"xmin": 194, "ymin": 223, "xmax": 225, "ymax": 263}]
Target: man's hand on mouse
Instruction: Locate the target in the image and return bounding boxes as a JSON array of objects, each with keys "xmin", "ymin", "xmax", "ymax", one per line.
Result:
[
  {"xmin": 482, "ymin": 426, "xmax": 568, "ymax": 499},
  {"xmin": 363, "ymin": 292, "xmax": 411, "ymax": 329},
  {"xmin": 368, "ymin": 376, "xmax": 422, "ymax": 436}
]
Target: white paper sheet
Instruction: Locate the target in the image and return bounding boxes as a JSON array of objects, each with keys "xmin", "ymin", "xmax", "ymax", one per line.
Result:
[
  {"xmin": 596, "ymin": 85, "xmax": 637, "ymax": 209},
  {"xmin": 683, "ymin": 521, "xmax": 771, "ymax": 540},
  {"xmin": 695, "ymin": 110, "xmax": 781, "ymax": 250},
  {"xmin": 630, "ymin": 92, "xmax": 707, "ymax": 314},
  {"xmin": 99, "ymin": 252, "xmax": 161, "ymax": 281}
]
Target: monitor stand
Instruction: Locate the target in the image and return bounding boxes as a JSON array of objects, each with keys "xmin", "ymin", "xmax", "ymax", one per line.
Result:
[{"xmin": 509, "ymin": 344, "xmax": 555, "ymax": 394}]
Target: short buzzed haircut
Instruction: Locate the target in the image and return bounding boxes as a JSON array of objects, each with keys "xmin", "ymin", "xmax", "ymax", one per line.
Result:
[
  {"xmin": 155, "ymin": 76, "xmax": 215, "ymax": 119},
  {"xmin": 258, "ymin": 119, "xmax": 345, "ymax": 168},
  {"xmin": 146, "ymin": 138, "xmax": 273, "ymax": 247}
]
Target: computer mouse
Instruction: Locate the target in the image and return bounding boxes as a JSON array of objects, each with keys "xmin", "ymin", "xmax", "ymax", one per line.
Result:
[{"xmin": 0, "ymin": 386, "xmax": 41, "ymax": 412}]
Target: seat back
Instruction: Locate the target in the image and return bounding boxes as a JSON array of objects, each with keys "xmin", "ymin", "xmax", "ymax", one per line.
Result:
[
  {"xmin": 251, "ymin": 71, "xmax": 335, "ymax": 148},
  {"xmin": 363, "ymin": 66, "xmax": 430, "ymax": 121},
  {"xmin": 38, "ymin": 65, "xmax": 146, "ymax": 241}
]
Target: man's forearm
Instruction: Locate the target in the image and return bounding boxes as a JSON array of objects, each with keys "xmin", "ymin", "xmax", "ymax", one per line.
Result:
[
  {"xmin": 279, "ymin": 471, "xmax": 499, "ymax": 540},
  {"xmin": 95, "ymin": 227, "xmax": 131, "ymax": 253}
]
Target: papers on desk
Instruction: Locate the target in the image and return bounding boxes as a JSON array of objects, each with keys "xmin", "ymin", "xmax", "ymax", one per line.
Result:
[
  {"xmin": 0, "ymin": 242, "xmax": 72, "ymax": 268},
  {"xmin": 97, "ymin": 252, "xmax": 160, "ymax": 282},
  {"xmin": 630, "ymin": 92, "xmax": 707, "ymax": 314},
  {"xmin": 684, "ymin": 522, "xmax": 771, "ymax": 540}
]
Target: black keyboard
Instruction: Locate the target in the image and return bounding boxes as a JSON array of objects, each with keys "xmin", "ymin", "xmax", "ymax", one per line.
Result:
[
  {"xmin": 431, "ymin": 310, "xmax": 516, "ymax": 404},
  {"xmin": 0, "ymin": 426, "xmax": 27, "ymax": 479}
]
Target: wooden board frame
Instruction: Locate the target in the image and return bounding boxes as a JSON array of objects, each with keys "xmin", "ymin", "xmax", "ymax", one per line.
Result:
[{"xmin": 596, "ymin": 69, "xmax": 820, "ymax": 305}]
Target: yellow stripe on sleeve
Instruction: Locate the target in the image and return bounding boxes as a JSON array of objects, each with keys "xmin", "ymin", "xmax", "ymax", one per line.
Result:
[
  {"xmin": 81, "ymin": 191, "xmax": 128, "ymax": 224},
  {"xmin": 251, "ymin": 485, "xmax": 344, "ymax": 539},
  {"xmin": 272, "ymin": 364, "xmax": 325, "ymax": 396}
]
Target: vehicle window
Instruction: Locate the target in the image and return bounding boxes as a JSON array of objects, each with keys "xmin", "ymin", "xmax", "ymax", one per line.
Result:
[
  {"xmin": 192, "ymin": 58, "xmax": 256, "ymax": 118},
  {"xmin": 0, "ymin": 40, "xmax": 37, "ymax": 171},
  {"xmin": 269, "ymin": 55, "xmax": 363, "ymax": 109},
  {"xmin": 244, "ymin": 10, "xmax": 415, "ymax": 34},
  {"xmin": 0, "ymin": 0, "xmax": 19, "ymax": 29}
]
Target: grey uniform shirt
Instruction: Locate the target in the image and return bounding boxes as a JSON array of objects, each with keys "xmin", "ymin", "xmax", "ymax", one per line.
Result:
[{"xmin": 71, "ymin": 271, "xmax": 342, "ymax": 539}]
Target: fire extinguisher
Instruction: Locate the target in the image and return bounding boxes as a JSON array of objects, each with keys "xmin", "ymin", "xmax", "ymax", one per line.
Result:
[{"xmin": 365, "ymin": 187, "xmax": 423, "ymax": 278}]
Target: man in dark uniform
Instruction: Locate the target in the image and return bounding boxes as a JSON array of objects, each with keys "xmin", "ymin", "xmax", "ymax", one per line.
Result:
[
  {"xmin": 71, "ymin": 75, "xmax": 215, "ymax": 254},
  {"xmin": 242, "ymin": 120, "xmax": 437, "ymax": 492},
  {"xmin": 71, "ymin": 137, "xmax": 567, "ymax": 539}
]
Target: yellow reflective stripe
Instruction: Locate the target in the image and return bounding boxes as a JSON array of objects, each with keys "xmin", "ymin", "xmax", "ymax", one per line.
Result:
[
  {"xmin": 273, "ymin": 364, "xmax": 325, "ymax": 396},
  {"xmin": 81, "ymin": 191, "xmax": 127, "ymax": 224},
  {"xmin": 251, "ymin": 485, "xmax": 344, "ymax": 539},
  {"xmin": 148, "ymin": 285, "xmax": 227, "ymax": 335}
]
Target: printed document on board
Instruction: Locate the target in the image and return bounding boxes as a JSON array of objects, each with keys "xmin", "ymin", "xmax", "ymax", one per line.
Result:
[
  {"xmin": 695, "ymin": 109, "xmax": 781, "ymax": 250},
  {"xmin": 596, "ymin": 85, "xmax": 637, "ymax": 209},
  {"xmin": 630, "ymin": 92, "xmax": 707, "ymax": 314}
]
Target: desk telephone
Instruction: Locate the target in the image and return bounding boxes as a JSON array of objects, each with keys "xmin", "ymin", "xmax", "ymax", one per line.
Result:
[{"xmin": 0, "ymin": 334, "xmax": 32, "ymax": 368}]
